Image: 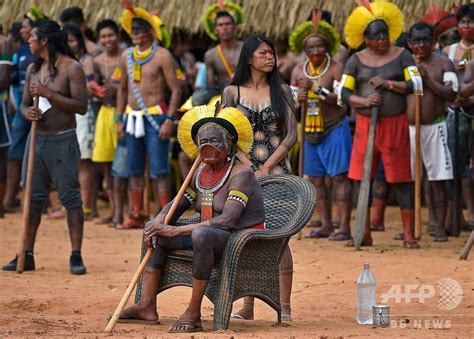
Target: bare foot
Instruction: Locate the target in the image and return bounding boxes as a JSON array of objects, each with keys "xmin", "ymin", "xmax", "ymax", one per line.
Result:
[
  {"xmin": 281, "ymin": 303, "xmax": 292, "ymax": 321},
  {"xmin": 345, "ymin": 233, "xmax": 373, "ymax": 247},
  {"xmin": 231, "ymin": 303, "xmax": 254, "ymax": 320},
  {"xmin": 119, "ymin": 303, "xmax": 158, "ymax": 322}
]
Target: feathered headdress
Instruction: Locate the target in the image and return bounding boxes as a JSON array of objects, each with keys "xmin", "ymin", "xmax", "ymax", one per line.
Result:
[
  {"xmin": 25, "ymin": 1, "xmax": 47, "ymax": 23},
  {"xmin": 120, "ymin": 0, "xmax": 171, "ymax": 48},
  {"xmin": 344, "ymin": 0, "xmax": 404, "ymax": 49},
  {"xmin": 288, "ymin": 9, "xmax": 340, "ymax": 56},
  {"xmin": 420, "ymin": 3, "xmax": 457, "ymax": 38},
  {"xmin": 178, "ymin": 105, "xmax": 253, "ymax": 159},
  {"xmin": 203, "ymin": 0, "xmax": 244, "ymax": 41}
]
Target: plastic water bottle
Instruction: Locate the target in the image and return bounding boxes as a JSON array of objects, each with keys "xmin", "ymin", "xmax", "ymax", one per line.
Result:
[{"xmin": 356, "ymin": 263, "xmax": 376, "ymax": 324}]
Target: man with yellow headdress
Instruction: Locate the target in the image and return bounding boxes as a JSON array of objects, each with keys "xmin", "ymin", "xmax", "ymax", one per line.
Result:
[
  {"xmin": 289, "ymin": 11, "xmax": 353, "ymax": 241},
  {"xmin": 115, "ymin": 2, "xmax": 181, "ymax": 228},
  {"xmin": 117, "ymin": 105, "xmax": 265, "ymax": 333},
  {"xmin": 340, "ymin": 0, "xmax": 422, "ymax": 249},
  {"xmin": 203, "ymin": 1, "xmax": 244, "ymax": 94}
]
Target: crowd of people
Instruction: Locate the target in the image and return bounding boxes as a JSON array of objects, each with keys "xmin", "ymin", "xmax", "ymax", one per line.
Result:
[{"xmin": 0, "ymin": 0, "xmax": 473, "ymax": 333}]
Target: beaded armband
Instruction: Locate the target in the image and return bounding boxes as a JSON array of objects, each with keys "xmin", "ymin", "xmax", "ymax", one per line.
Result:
[
  {"xmin": 184, "ymin": 187, "xmax": 196, "ymax": 204},
  {"xmin": 227, "ymin": 190, "xmax": 248, "ymax": 207}
]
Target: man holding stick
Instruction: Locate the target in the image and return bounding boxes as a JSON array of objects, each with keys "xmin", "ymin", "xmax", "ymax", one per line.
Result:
[
  {"xmin": 407, "ymin": 22, "xmax": 457, "ymax": 242},
  {"xmin": 340, "ymin": 0, "xmax": 422, "ymax": 248},
  {"xmin": 116, "ymin": 105, "xmax": 265, "ymax": 333},
  {"xmin": 289, "ymin": 12, "xmax": 352, "ymax": 240},
  {"xmin": 2, "ymin": 20, "xmax": 88, "ymax": 273}
]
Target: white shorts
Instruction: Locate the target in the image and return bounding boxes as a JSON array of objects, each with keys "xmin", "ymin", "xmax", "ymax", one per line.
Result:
[
  {"xmin": 409, "ymin": 120, "xmax": 453, "ymax": 181},
  {"xmin": 75, "ymin": 104, "xmax": 95, "ymax": 160}
]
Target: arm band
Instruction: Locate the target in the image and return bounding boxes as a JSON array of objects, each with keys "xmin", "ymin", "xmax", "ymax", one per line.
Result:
[
  {"xmin": 443, "ymin": 71, "xmax": 459, "ymax": 92},
  {"xmin": 404, "ymin": 66, "xmax": 423, "ymax": 95},
  {"xmin": 227, "ymin": 190, "xmax": 248, "ymax": 207},
  {"xmin": 184, "ymin": 187, "xmax": 196, "ymax": 204}
]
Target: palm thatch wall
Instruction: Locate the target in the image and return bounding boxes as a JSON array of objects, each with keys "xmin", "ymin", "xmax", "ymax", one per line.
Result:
[{"xmin": 0, "ymin": 0, "xmax": 469, "ymax": 40}]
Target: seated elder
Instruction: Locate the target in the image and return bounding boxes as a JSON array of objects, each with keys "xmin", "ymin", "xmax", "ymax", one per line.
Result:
[{"xmin": 118, "ymin": 105, "xmax": 265, "ymax": 333}]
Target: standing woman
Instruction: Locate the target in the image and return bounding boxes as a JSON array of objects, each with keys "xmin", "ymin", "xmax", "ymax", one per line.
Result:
[{"xmin": 221, "ymin": 33, "xmax": 297, "ymax": 321}]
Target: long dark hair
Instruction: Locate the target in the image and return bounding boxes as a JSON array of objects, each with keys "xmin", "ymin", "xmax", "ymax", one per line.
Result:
[
  {"xmin": 63, "ymin": 23, "xmax": 86, "ymax": 57},
  {"xmin": 229, "ymin": 33, "xmax": 295, "ymax": 138},
  {"xmin": 31, "ymin": 20, "xmax": 76, "ymax": 78}
]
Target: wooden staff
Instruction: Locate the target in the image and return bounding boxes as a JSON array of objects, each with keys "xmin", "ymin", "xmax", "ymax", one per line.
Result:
[
  {"xmin": 298, "ymin": 101, "xmax": 307, "ymax": 178},
  {"xmin": 105, "ymin": 155, "xmax": 202, "ymax": 333},
  {"xmin": 452, "ymin": 108, "xmax": 460, "ymax": 236},
  {"xmin": 297, "ymin": 100, "xmax": 307, "ymax": 240},
  {"xmin": 459, "ymin": 230, "xmax": 474, "ymax": 260},
  {"xmin": 354, "ymin": 104, "xmax": 379, "ymax": 250},
  {"xmin": 414, "ymin": 85, "xmax": 422, "ymax": 240},
  {"xmin": 16, "ymin": 96, "xmax": 39, "ymax": 273}
]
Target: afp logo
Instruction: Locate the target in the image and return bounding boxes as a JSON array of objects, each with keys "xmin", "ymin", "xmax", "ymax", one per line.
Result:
[{"xmin": 380, "ymin": 278, "xmax": 463, "ymax": 311}]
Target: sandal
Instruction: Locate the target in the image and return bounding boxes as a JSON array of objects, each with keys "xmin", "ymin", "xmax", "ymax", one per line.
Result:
[
  {"xmin": 329, "ymin": 231, "xmax": 353, "ymax": 241},
  {"xmin": 304, "ymin": 230, "xmax": 331, "ymax": 238},
  {"xmin": 168, "ymin": 319, "xmax": 203, "ymax": 333}
]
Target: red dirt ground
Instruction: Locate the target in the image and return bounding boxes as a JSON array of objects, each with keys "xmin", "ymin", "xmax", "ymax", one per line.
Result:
[{"xmin": 1, "ymin": 205, "xmax": 473, "ymax": 337}]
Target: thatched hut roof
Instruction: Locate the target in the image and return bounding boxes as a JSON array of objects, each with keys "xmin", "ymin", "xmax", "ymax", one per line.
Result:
[{"xmin": 0, "ymin": 0, "xmax": 469, "ymax": 40}]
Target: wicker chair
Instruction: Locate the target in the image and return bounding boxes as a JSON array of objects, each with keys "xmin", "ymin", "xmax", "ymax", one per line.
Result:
[{"xmin": 134, "ymin": 174, "xmax": 316, "ymax": 330}]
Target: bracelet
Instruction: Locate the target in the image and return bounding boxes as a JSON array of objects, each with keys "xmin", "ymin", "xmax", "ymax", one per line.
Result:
[
  {"xmin": 386, "ymin": 80, "xmax": 394, "ymax": 90},
  {"xmin": 115, "ymin": 114, "xmax": 124, "ymax": 122}
]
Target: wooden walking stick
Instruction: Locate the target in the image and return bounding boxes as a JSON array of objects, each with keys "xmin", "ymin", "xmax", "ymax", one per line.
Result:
[
  {"xmin": 354, "ymin": 104, "xmax": 379, "ymax": 250},
  {"xmin": 414, "ymin": 83, "xmax": 422, "ymax": 240},
  {"xmin": 452, "ymin": 108, "xmax": 461, "ymax": 236},
  {"xmin": 297, "ymin": 99, "xmax": 307, "ymax": 240},
  {"xmin": 104, "ymin": 155, "xmax": 202, "ymax": 333},
  {"xmin": 16, "ymin": 96, "xmax": 39, "ymax": 273},
  {"xmin": 459, "ymin": 230, "xmax": 474, "ymax": 260}
]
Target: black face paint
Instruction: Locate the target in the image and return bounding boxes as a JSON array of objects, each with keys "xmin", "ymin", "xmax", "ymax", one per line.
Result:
[
  {"xmin": 409, "ymin": 29, "xmax": 434, "ymax": 46},
  {"xmin": 364, "ymin": 20, "xmax": 389, "ymax": 40},
  {"xmin": 131, "ymin": 18, "xmax": 151, "ymax": 35}
]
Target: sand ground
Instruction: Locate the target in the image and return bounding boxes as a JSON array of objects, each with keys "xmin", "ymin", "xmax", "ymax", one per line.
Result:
[{"xmin": 1, "ymin": 204, "xmax": 473, "ymax": 338}]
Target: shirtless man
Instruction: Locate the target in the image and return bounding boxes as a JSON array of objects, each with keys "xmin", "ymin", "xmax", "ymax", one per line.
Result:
[
  {"xmin": 118, "ymin": 106, "xmax": 264, "ymax": 333},
  {"xmin": 116, "ymin": 9, "xmax": 181, "ymax": 228},
  {"xmin": 443, "ymin": 4, "xmax": 474, "ymax": 230},
  {"xmin": 290, "ymin": 21, "xmax": 352, "ymax": 241},
  {"xmin": 341, "ymin": 9, "xmax": 421, "ymax": 248},
  {"xmin": 59, "ymin": 6, "xmax": 101, "ymax": 56},
  {"xmin": 204, "ymin": 11, "xmax": 243, "ymax": 91},
  {"xmin": 92, "ymin": 19, "xmax": 124, "ymax": 225},
  {"xmin": 2, "ymin": 20, "xmax": 88, "ymax": 273},
  {"xmin": 407, "ymin": 23, "xmax": 457, "ymax": 241}
]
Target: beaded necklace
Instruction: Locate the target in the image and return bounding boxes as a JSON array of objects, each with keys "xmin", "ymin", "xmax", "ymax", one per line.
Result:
[
  {"xmin": 196, "ymin": 156, "xmax": 235, "ymax": 221},
  {"xmin": 129, "ymin": 40, "xmax": 158, "ymax": 82}
]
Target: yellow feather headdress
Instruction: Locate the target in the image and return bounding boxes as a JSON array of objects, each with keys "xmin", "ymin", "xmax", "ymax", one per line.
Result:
[
  {"xmin": 203, "ymin": 0, "xmax": 245, "ymax": 41},
  {"xmin": 344, "ymin": 0, "xmax": 404, "ymax": 49},
  {"xmin": 177, "ymin": 105, "xmax": 253, "ymax": 159},
  {"xmin": 120, "ymin": 1, "xmax": 171, "ymax": 48}
]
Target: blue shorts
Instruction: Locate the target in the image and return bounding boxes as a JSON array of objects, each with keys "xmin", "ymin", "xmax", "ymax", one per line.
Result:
[
  {"xmin": 111, "ymin": 138, "xmax": 129, "ymax": 178},
  {"xmin": 7, "ymin": 111, "xmax": 31, "ymax": 160},
  {"xmin": 304, "ymin": 117, "xmax": 352, "ymax": 177},
  {"xmin": 125, "ymin": 115, "xmax": 170, "ymax": 178}
]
